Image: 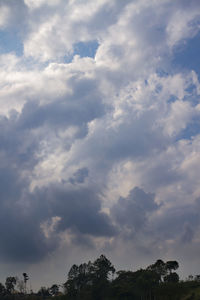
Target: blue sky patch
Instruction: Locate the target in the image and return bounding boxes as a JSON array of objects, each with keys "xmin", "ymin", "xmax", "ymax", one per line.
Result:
[
  {"xmin": 0, "ymin": 29, "xmax": 23, "ymax": 56},
  {"xmin": 167, "ymin": 95, "xmax": 178, "ymax": 103},
  {"xmin": 63, "ymin": 40, "xmax": 99, "ymax": 63},
  {"xmin": 176, "ymin": 117, "xmax": 200, "ymax": 141},
  {"xmin": 172, "ymin": 33, "xmax": 200, "ymax": 78},
  {"xmin": 73, "ymin": 40, "xmax": 99, "ymax": 58}
]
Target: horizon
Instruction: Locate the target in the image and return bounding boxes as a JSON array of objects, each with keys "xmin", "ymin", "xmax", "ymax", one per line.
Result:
[{"xmin": 0, "ymin": 255, "xmax": 195, "ymax": 293}]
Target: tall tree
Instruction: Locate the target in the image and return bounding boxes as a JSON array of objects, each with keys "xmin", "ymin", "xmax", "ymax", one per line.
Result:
[
  {"xmin": 64, "ymin": 264, "xmax": 80, "ymax": 297},
  {"xmin": 92, "ymin": 254, "xmax": 115, "ymax": 281},
  {"xmin": 91, "ymin": 255, "xmax": 115, "ymax": 300},
  {"xmin": 64, "ymin": 255, "xmax": 115, "ymax": 299},
  {"xmin": 0, "ymin": 282, "xmax": 6, "ymax": 296},
  {"xmin": 37, "ymin": 286, "xmax": 50, "ymax": 297},
  {"xmin": 5, "ymin": 277, "xmax": 17, "ymax": 294},
  {"xmin": 163, "ymin": 272, "xmax": 179, "ymax": 283},
  {"xmin": 49, "ymin": 284, "xmax": 59, "ymax": 296},
  {"xmin": 165, "ymin": 261, "xmax": 179, "ymax": 274},
  {"xmin": 23, "ymin": 273, "xmax": 29, "ymax": 294},
  {"xmin": 147, "ymin": 259, "xmax": 166, "ymax": 282}
]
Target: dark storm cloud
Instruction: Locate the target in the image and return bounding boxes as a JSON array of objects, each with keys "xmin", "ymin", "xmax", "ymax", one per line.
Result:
[
  {"xmin": 0, "ymin": 125, "xmax": 113, "ymax": 263},
  {"xmin": 109, "ymin": 187, "xmax": 200, "ymax": 254},
  {"xmin": 0, "ymin": 174, "xmax": 116, "ymax": 262},
  {"xmin": 0, "ymin": 108, "xmax": 115, "ymax": 262},
  {"xmin": 146, "ymin": 199, "xmax": 200, "ymax": 248},
  {"xmin": 0, "ymin": 182, "xmax": 116, "ymax": 262},
  {"xmin": 0, "ymin": 163, "xmax": 54, "ymax": 262},
  {"xmin": 0, "ymin": 75, "xmax": 110, "ymax": 263},
  {"xmin": 33, "ymin": 185, "xmax": 116, "ymax": 237},
  {"xmin": 0, "ymin": 115, "xmax": 53, "ymax": 262},
  {"xmin": 111, "ymin": 187, "xmax": 160, "ymax": 233},
  {"xmin": 0, "ymin": 204, "xmax": 57, "ymax": 263}
]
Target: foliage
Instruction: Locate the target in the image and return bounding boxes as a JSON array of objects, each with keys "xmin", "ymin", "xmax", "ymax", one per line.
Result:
[
  {"xmin": 63, "ymin": 256, "xmax": 182, "ymax": 300},
  {"xmin": 164, "ymin": 272, "xmax": 179, "ymax": 283},
  {"xmin": 5, "ymin": 277, "xmax": 17, "ymax": 294},
  {"xmin": 1, "ymin": 255, "xmax": 200, "ymax": 299},
  {"xmin": 64, "ymin": 254, "xmax": 115, "ymax": 300},
  {"xmin": 37, "ymin": 286, "xmax": 50, "ymax": 297},
  {"xmin": 49, "ymin": 284, "xmax": 59, "ymax": 296}
]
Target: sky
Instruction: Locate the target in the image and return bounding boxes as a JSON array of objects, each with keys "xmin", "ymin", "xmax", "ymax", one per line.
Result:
[{"xmin": 0, "ymin": 0, "xmax": 200, "ymax": 291}]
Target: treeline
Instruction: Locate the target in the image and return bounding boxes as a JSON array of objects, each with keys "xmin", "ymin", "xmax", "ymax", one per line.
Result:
[
  {"xmin": 1, "ymin": 255, "xmax": 200, "ymax": 299},
  {"xmin": 62, "ymin": 255, "xmax": 182, "ymax": 300},
  {"xmin": 0, "ymin": 274, "xmax": 60, "ymax": 299}
]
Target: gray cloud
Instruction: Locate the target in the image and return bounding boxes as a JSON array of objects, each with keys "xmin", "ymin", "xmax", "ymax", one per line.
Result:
[
  {"xmin": 0, "ymin": 107, "xmax": 115, "ymax": 262},
  {"xmin": 181, "ymin": 223, "xmax": 194, "ymax": 244},
  {"xmin": 18, "ymin": 78, "xmax": 105, "ymax": 131},
  {"xmin": 33, "ymin": 184, "xmax": 116, "ymax": 237},
  {"xmin": 0, "ymin": 171, "xmax": 116, "ymax": 262},
  {"xmin": 152, "ymin": 205, "xmax": 198, "ymax": 242},
  {"xmin": 69, "ymin": 167, "xmax": 89, "ymax": 185},
  {"xmin": 111, "ymin": 187, "xmax": 159, "ymax": 233},
  {"xmin": 0, "ymin": 166, "xmax": 51, "ymax": 262},
  {"xmin": 0, "ymin": 90, "xmax": 110, "ymax": 263}
]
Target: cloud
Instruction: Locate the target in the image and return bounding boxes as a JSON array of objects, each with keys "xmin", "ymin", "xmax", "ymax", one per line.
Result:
[
  {"xmin": 18, "ymin": 76, "xmax": 105, "ymax": 131},
  {"xmin": 0, "ymin": 72, "xmax": 112, "ymax": 262},
  {"xmin": 23, "ymin": 0, "xmax": 119, "ymax": 61},
  {"xmin": 0, "ymin": 162, "xmax": 50, "ymax": 262},
  {"xmin": 166, "ymin": 2, "xmax": 200, "ymax": 48},
  {"xmin": 0, "ymin": 154, "xmax": 116, "ymax": 262},
  {"xmin": 34, "ymin": 184, "xmax": 116, "ymax": 237},
  {"xmin": 181, "ymin": 223, "xmax": 194, "ymax": 244},
  {"xmin": 69, "ymin": 167, "xmax": 89, "ymax": 185},
  {"xmin": 24, "ymin": 0, "xmax": 61, "ymax": 10},
  {"xmin": 111, "ymin": 187, "xmax": 159, "ymax": 234},
  {"xmin": 0, "ymin": 5, "xmax": 10, "ymax": 28}
]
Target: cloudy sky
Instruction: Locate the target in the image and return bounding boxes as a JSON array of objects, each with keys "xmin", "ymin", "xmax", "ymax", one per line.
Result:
[{"xmin": 0, "ymin": 0, "xmax": 200, "ymax": 290}]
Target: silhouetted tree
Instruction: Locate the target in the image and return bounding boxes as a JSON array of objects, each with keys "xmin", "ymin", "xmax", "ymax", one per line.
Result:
[
  {"xmin": 23, "ymin": 272, "xmax": 29, "ymax": 294},
  {"xmin": 63, "ymin": 256, "xmax": 184, "ymax": 300},
  {"xmin": 166, "ymin": 260, "xmax": 179, "ymax": 274},
  {"xmin": 49, "ymin": 284, "xmax": 59, "ymax": 296},
  {"xmin": 111, "ymin": 268, "xmax": 160, "ymax": 300},
  {"xmin": 64, "ymin": 255, "xmax": 115, "ymax": 300},
  {"xmin": 91, "ymin": 255, "xmax": 115, "ymax": 300},
  {"xmin": 92, "ymin": 254, "xmax": 115, "ymax": 281},
  {"xmin": 147, "ymin": 259, "xmax": 167, "ymax": 282},
  {"xmin": 0, "ymin": 282, "xmax": 6, "ymax": 296},
  {"xmin": 5, "ymin": 276, "xmax": 17, "ymax": 294},
  {"xmin": 64, "ymin": 264, "xmax": 80, "ymax": 297},
  {"xmin": 37, "ymin": 286, "xmax": 50, "ymax": 298},
  {"xmin": 164, "ymin": 272, "xmax": 179, "ymax": 283}
]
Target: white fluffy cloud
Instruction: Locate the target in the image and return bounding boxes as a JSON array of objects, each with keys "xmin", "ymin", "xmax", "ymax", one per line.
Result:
[{"xmin": 24, "ymin": 0, "xmax": 61, "ymax": 10}]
